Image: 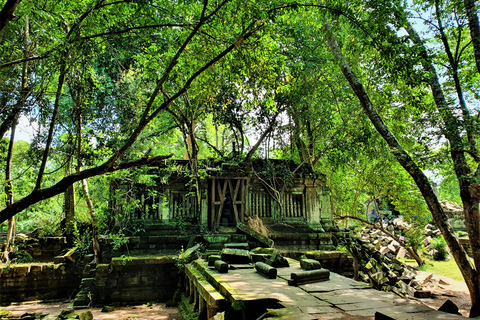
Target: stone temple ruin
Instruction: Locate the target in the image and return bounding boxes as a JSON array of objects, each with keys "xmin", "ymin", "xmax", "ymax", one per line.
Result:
[
  {"xmin": 105, "ymin": 159, "xmax": 341, "ymax": 256},
  {"xmin": 0, "ymin": 159, "xmax": 468, "ymax": 319},
  {"xmin": 110, "ymin": 159, "xmax": 335, "ymax": 235}
]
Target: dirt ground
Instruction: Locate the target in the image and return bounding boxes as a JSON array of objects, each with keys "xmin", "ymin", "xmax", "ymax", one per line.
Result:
[
  {"xmin": 1, "ymin": 302, "xmax": 184, "ymax": 320},
  {"xmin": 413, "ymin": 271, "xmax": 471, "ymax": 317}
]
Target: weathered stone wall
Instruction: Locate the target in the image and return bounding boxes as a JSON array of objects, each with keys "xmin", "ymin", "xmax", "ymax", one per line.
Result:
[
  {"xmin": 110, "ymin": 160, "xmax": 336, "ymax": 231},
  {"xmin": 0, "ymin": 263, "xmax": 81, "ymax": 305},
  {"xmin": 85, "ymin": 256, "xmax": 179, "ymax": 305},
  {"xmin": 100, "ymin": 234, "xmax": 190, "ymax": 259},
  {"xmin": 268, "ymin": 233, "xmax": 335, "ymax": 251},
  {"xmin": 10, "ymin": 235, "xmax": 68, "ymax": 262},
  {"xmin": 25, "ymin": 237, "xmax": 68, "ymax": 261}
]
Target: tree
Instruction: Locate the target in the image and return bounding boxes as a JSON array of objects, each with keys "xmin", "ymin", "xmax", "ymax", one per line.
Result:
[
  {"xmin": 464, "ymin": 0, "xmax": 480, "ymax": 73},
  {"xmin": 0, "ymin": 0, "xmax": 21, "ymax": 33},
  {"xmin": 321, "ymin": 1, "xmax": 480, "ymax": 314},
  {"xmin": 0, "ymin": 0, "xmax": 267, "ymax": 224}
]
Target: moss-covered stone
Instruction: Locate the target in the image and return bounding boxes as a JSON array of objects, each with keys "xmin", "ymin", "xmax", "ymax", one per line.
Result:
[
  {"xmin": 0, "ymin": 308, "xmax": 12, "ymax": 317},
  {"xmin": 101, "ymin": 306, "xmax": 114, "ymax": 313},
  {"xmin": 266, "ymin": 253, "xmax": 289, "ymax": 268},
  {"xmin": 77, "ymin": 311, "xmax": 93, "ymax": 320}
]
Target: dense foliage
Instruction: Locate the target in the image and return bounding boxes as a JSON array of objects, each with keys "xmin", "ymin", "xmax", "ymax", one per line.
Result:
[{"xmin": 1, "ymin": 0, "xmax": 480, "ymax": 316}]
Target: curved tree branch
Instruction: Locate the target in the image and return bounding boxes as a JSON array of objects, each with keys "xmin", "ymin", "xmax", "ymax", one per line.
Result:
[
  {"xmin": 0, "ymin": 0, "xmax": 21, "ymax": 33},
  {"xmin": 0, "ymin": 154, "xmax": 173, "ymax": 224}
]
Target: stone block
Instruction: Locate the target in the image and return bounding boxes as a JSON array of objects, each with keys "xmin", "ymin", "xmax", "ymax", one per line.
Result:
[
  {"xmin": 251, "ymin": 253, "xmax": 269, "ymax": 263},
  {"xmin": 224, "ymin": 243, "xmax": 249, "ymax": 250},
  {"xmin": 1, "ymin": 266, "xmax": 11, "ymax": 277},
  {"xmin": 390, "ymin": 240, "xmax": 400, "ymax": 247},
  {"xmin": 438, "ymin": 299, "xmax": 462, "ymax": 315},
  {"xmin": 231, "ymin": 234, "xmax": 247, "ymax": 242},
  {"xmin": 205, "ymin": 235, "xmax": 230, "ymax": 244},
  {"xmin": 81, "ymin": 278, "xmax": 95, "ymax": 288},
  {"xmin": 140, "ymin": 276, "xmax": 154, "ymax": 286},
  {"xmin": 29, "ymin": 265, "xmax": 43, "ymax": 275},
  {"xmin": 251, "ymin": 247, "xmax": 275, "ymax": 255},
  {"xmin": 107, "ymin": 278, "xmax": 118, "ymax": 288},
  {"xmin": 78, "ymin": 311, "xmax": 93, "ymax": 320},
  {"xmin": 221, "ymin": 248, "xmax": 251, "ymax": 264},
  {"xmin": 290, "ymin": 269, "xmax": 330, "ymax": 286},
  {"xmin": 84, "ymin": 254, "xmax": 95, "ymax": 264},
  {"xmin": 380, "ymin": 246, "xmax": 390, "ymax": 255},
  {"xmin": 255, "ymin": 262, "xmax": 277, "ymax": 279},
  {"xmin": 73, "ymin": 292, "xmax": 90, "ymax": 307},
  {"xmin": 96, "ymin": 278, "xmax": 107, "ymax": 287},
  {"xmin": 95, "ymin": 264, "xmax": 109, "ymax": 276},
  {"xmin": 237, "ymin": 223, "xmax": 274, "ymax": 248},
  {"xmin": 397, "ymin": 281, "xmax": 415, "ymax": 296},
  {"xmin": 396, "ymin": 247, "xmax": 406, "ymax": 259},
  {"xmin": 387, "ymin": 244, "xmax": 396, "ymax": 253},
  {"xmin": 414, "ymin": 290, "xmax": 431, "ymax": 298},
  {"xmin": 55, "ymin": 264, "xmax": 67, "ymax": 274},
  {"xmin": 300, "ymin": 259, "xmax": 321, "ymax": 270},
  {"xmin": 371, "ymin": 272, "xmax": 388, "ymax": 285},
  {"xmin": 101, "ymin": 306, "xmax": 114, "ymax": 313},
  {"xmin": 214, "ymin": 260, "xmax": 229, "ymax": 273},
  {"xmin": 123, "ymin": 276, "xmax": 141, "ymax": 286},
  {"xmin": 179, "ymin": 243, "xmax": 201, "ymax": 263},
  {"xmin": 208, "ymin": 255, "xmax": 222, "ymax": 267},
  {"xmin": 111, "ymin": 291, "xmax": 121, "ymax": 300},
  {"xmin": 400, "ymin": 268, "xmax": 416, "ymax": 280},
  {"xmin": 266, "ymin": 253, "xmax": 289, "ymax": 268},
  {"xmin": 15, "ymin": 266, "xmax": 30, "ymax": 276}
]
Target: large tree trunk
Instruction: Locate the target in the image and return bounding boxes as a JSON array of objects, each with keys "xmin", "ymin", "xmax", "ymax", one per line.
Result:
[
  {"xmin": 62, "ymin": 159, "xmax": 75, "ymax": 244},
  {"xmin": 464, "ymin": 0, "xmax": 480, "ymax": 74},
  {"xmin": 2, "ymin": 123, "xmax": 16, "ymax": 263},
  {"xmin": 405, "ymin": 24, "xmax": 480, "ymax": 317},
  {"xmin": 81, "ymin": 179, "xmax": 101, "ymax": 264},
  {"xmin": 325, "ymin": 23, "xmax": 480, "ymax": 317},
  {"xmin": 434, "ymin": 0, "xmax": 478, "ymax": 157},
  {"xmin": 71, "ymin": 86, "xmax": 102, "ymax": 263},
  {"xmin": 0, "ymin": 0, "xmax": 21, "ymax": 33},
  {"xmin": 2, "ymin": 15, "xmax": 29, "ymax": 262}
]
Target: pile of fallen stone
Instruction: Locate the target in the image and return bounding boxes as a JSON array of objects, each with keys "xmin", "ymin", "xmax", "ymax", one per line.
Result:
[
  {"xmin": 355, "ymin": 224, "xmax": 409, "ymax": 259},
  {"xmin": 343, "ymin": 236, "xmax": 426, "ymax": 298},
  {"xmin": 423, "ymin": 223, "xmax": 447, "ymax": 259},
  {"xmin": 354, "ymin": 217, "xmax": 445, "ymax": 261}
]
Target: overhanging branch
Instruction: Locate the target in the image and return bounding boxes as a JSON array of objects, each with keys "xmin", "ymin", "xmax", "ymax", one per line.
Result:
[{"xmin": 0, "ymin": 154, "xmax": 173, "ymax": 224}]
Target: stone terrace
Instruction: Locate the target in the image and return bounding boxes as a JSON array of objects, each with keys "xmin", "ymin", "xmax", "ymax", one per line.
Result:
[{"xmin": 186, "ymin": 258, "xmax": 465, "ymax": 319}]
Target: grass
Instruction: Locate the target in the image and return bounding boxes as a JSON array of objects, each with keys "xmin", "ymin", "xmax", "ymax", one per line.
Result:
[{"xmin": 417, "ymin": 258, "xmax": 465, "ymax": 282}]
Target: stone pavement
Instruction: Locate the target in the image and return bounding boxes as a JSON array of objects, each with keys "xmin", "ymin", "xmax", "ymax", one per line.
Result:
[{"xmin": 196, "ymin": 259, "xmax": 465, "ymax": 319}]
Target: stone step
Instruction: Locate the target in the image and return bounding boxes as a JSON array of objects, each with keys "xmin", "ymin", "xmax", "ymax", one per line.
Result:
[{"xmin": 224, "ymin": 242, "xmax": 249, "ymax": 250}]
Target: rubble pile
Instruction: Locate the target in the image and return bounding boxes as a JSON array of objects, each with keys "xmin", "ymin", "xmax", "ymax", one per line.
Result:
[
  {"xmin": 344, "ymin": 236, "xmax": 422, "ymax": 297},
  {"xmin": 423, "ymin": 223, "xmax": 446, "ymax": 259},
  {"xmin": 354, "ymin": 217, "xmax": 445, "ymax": 261}
]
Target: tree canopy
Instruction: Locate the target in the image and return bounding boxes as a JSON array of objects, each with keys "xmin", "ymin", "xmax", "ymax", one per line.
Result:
[{"xmin": 1, "ymin": 0, "xmax": 480, "ymax": 316}]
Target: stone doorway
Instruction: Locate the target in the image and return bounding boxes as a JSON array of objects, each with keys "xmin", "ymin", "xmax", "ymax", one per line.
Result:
[{"xmin": 209, "ymin": 177, "xmax": 248, "ymax": 230}]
